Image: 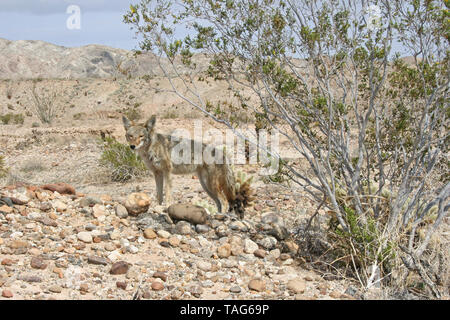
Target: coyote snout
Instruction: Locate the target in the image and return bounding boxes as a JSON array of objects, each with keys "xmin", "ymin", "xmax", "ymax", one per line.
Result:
[{"xmin": 122, "ymin": 115, "xmax": 251, "ymax": 218}]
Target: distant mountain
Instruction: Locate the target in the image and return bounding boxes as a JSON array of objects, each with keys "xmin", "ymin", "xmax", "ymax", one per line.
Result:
[{"xmin": 0, "ymin": 38, "xmax": 167, "ymax": 79}]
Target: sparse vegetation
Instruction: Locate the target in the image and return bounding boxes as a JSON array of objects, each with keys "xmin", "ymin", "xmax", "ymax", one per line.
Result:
[
  {"xmin": 0, "ymin": 155, "xmax": 8, "ymax": 178},
  {"xmin": 99, "ymin": 136, "xmax": 147, "ymax": 182},
  {"xmin": 0, "ymin": 113, "xmax": 25, "ymax": 125},
  {"xmin": 20, "ymin": 159, "xmax": 45, "ymax": 173},
  {"xmin": 30, "ymin": 82, "xmax": 63, "ymax": 124}
]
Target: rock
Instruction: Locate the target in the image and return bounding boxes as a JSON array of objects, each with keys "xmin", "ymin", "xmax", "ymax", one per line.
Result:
[
  {"xmin": 1, "ymin": 258, "xmax": 14, "ymax": 266},
  {"xmin": 79, "ymin": 196, "xmax": 102, "ymax": 207},
  {"xmin": 175, "ymin": 220, "xmax": 192, "ymax": 235},
  {"xmin": 287, "ymin": 278, "xmax": 306, "ymax": 294},
  {"xmin": 107, "ymin": 250, "xmax": 122, "ymax": 262},
  {"xmin": 268, "ymin": 249, "xmax": 281, "ymax": 260},
  {"xmin": 188, "ymin": 285, "xmax": 203, "ymax": 298},
  {"xmin": 124, "ymin": 192, "xmax": 151, "ymax": 216},
  {"xmin": 329, "ymin": 291, "xmax": 341, "ymax": 299},
  {"xmin": 157, "ymin": 230, "xmax": 171, "ymax": 239},
  {"xmin": 2, "ymin": 289, "xmax": 13, "ymax": 298},
  {"xmin": 248, "ymin": 279, "xmax": 266, "ymax": 292},
  {"xmin": 168, "ymin": 236, "xmax": 180, "ymax": 247},
  {"xmin": 151, "ymin": 281, "xmax": 164, "ymax": 291},
  {"xmin": 229, "ymin": 221, "xmax": 248, "ymax": 232},
  {"xmin": 195, "ymin": 224, "xmax": 210, "ymax": 233},
  {"xmin": 88, "ymin": 255, "xmax": 109, "ymax": 266},
  {"xmin": 110, "ymin": 261, "xmax": 129, "ymax": 275},
  {"xmin": 9, "ymin": 240, "xmax": 29, "ymax": 249},
  {"xmin": 0, "ymin": 205, "xmax": 13, "ymax": 214},
  {"xmin": 77, "ymin": 232, "xmax": 93, "ymax": 243},
  {"xmin": 116, "ymin": 281, "xmax": 128, "ymax": 290},
  {"xmin": 143, "ymin": 228, "xmax": 157, "ymax": 239},
  {"xmin": 230, "ymin": 286, "xmax": 242, "ymax": 293},
  {"xmin": 254, "ymin": 249, "xmax": 266, "ymax": 258},
  {"xmin": 30, "ymin": 257, "xmax": 47, "ymax": 269},
  {"xmin": 104, "ymin": 243, "xmax": 116, "ymax": 252},
  {"xmin": 48, "ymin": 285, "xmax": 62, "ymax": 293},
  {"xmin": 40, "ymin": 202, "xmax": 52, "ymax": 211},
  {"xmin": 37, "ymin": 216, "xmax": 58, "ymax": 227},
  {"xmin": 168, "ymin": 203, "xmax": 208, "ymax": 225},
  {"xmin": 127, "ymin": 245, "xmax": 139, "ymax": 254},
  {"xmin": 52, "ymin": 200, "xmax": 68, "ymax": 212},
  {"xmin": 217, "ymin": 244, "xmax": 231, "ymax": 258},
  {"xmin": 80, "ymin": 283, "xmax": 89, "ymax": 293},
  {"xmin": 115, "ymin": 204, "xmax": 128, "ymax": 219},
  {"xmin": 258, "ymin": 236, "xmax": 277, "ymax": 250},
  {"xmin": 244, "ymin": 239, "xmax": 259, "ymax": 254},
  {"xmin": 17, "ymin": 275, "xmax": 42, "ymax": 283},
  {"xmin": 92, "ymin": 204, "xmax": 107, "ymax": 218},
  {"xmin": 153, "ymin": 272, "xmax": 168, "ymax": 282},
  {"xmin": 197, "ymin": 261, "xmax": 212, "ymax": 272},
  {"xmin": 41, "ymin": 183, "xmax": 76, "ymax": 195}
]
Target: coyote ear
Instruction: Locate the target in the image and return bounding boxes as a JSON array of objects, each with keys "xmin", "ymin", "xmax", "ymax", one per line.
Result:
[
  {"xmin": 122, "ymin": 115, "xmax": 131, "ymax": 130},
  {"xmin": 146, "ymin": 115, "xmax": 156, "ymax": 131}
]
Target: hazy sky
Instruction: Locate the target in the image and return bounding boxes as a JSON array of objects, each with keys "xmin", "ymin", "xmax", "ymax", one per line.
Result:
[{"xmin": 0, "ymin": 0, "xmax": 140, "ymax": 50}]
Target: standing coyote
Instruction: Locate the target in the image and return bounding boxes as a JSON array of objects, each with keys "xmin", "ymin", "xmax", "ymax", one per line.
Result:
[{"xmin": 122, "ymin": 115, "xmax": 252, "ymax": 218}]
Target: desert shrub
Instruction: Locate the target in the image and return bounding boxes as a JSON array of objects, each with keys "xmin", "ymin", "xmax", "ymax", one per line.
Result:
[
  {"xmin": 30, "ymin": 82, "xmax": 63, "ymax": 124},
  {"xmin": 99, "ymin": 137, "xmax": 147, "ymax": 182},
  {"xmin": 0, "ymin": 156, "xmax": 8, "ymax": 178},
  {"xmin": 0, "ymin": 113, "xmax": 24, "ymax": 125}
]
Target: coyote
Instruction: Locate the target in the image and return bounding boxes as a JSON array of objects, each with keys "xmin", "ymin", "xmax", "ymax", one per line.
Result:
[{"xmin": 122, "ymin": 115, "xmax": 252, "ymax": 218}]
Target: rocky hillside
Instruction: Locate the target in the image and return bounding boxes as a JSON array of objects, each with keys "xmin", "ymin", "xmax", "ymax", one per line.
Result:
[{"xmin": 0, "ymin": 38, "xmax": 169, "ymax": 80}]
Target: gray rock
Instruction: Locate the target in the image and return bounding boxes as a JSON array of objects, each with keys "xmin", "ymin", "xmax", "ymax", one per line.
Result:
[{"xmin": 115, "ymin": 204, "xmax": 128, "ymax": 219}]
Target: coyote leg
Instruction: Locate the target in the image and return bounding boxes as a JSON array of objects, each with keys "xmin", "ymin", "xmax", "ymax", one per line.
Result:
[
  {"xmin": 154, "ymin": 171, "xmax": 164, "ymax": 205},
  {"xmin": 163, "ymin": 171, "xmax": 173, "ymax": 206},
  {"xmin": 198, "ymin": 168, "xmax": 222, "ymax": 213}
]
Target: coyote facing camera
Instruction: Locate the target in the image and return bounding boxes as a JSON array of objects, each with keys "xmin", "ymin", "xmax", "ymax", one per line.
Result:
[{"xmin": 122, "ymin": 115, "xmax": 250, "ymax": 218}]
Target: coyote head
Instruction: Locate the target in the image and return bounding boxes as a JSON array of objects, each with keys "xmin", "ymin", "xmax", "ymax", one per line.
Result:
[{"xmin": 122, "ymin": 115, "xmax": 156, "ymax": 150}]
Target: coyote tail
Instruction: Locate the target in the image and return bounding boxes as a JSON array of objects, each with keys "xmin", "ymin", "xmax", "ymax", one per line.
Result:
[{"xmin": 219, "ymin": 163, "xmax": 254, "ymax": 219}]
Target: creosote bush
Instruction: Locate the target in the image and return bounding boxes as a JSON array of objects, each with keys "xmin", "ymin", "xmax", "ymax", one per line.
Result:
[
  {"xmin": 99, "ymin": 137, "xmax": 147, "ymax": 182},
  {"xmin": 125, "ymin": 0, "xmax": 449, "ymax": 298}
]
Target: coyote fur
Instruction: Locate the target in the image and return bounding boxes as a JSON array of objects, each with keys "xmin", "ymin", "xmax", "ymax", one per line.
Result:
[{"xmin": 122, "ymin": 115, "xmax": 250, "ymax": 218}]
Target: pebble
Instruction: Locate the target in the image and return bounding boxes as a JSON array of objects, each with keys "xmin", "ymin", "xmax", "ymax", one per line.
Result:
[
  {"xmin": 197, "ymin": 261, "xmax": 212, "ymax": 272},
  {"xmin": 151, "ymin": 281, "xmax": 164, "ymax": 291},
  {"xmin": 244, "ymin": 239, "xmax": 259, "ymax": 254},
  {"xmin": 110, "ymin": 261, "xmax": 129, "ymax": 275},
  {"xmin": 2, "ymin": 289, "xmax": 13, "ymax": 298},
  {"xmin": 157, "ymin": 230, "xmax": 171, "ymax": 239},
  {"xmin": 77, "ymin": 232, "xmax": 93, "ymax": 243},
  {"xmin": 48, "ymin": 285, "xmax": 62, "ymax": 293},
  {"xmin": 116, "ymin": 281, "xmax": 128, "ymax": 290},
  {"xmin": 230, "ymin": 286, "xmax": 242, "ymax": 293},
  {"xmin": 88, "ymin": 255, "xmax": 109, "ymax": 266},
  {"xmin": 143, "ymin": 228, "xmax": 157, "ymax": 239},
  {"xmin": 217, "ymin": 244, "xmax": 231, "ymax": 258},
  {"xmin": 248, "ymin": 279, "xmax": 266, "ymax": 292},
  {"xmin": 115, "ymin": 204, "xmax": 128, "ymax": 219},
  {"xmin": 30, "ymin": 257, "xmax": 47, "ymax": 270},
  {"xmin": 287, "ymin": 278, "xmax": 306, "ymax": 294}
]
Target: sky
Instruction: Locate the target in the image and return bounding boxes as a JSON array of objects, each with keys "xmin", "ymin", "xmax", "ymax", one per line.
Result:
[{"xmin": 0, "ymin": 0, "xmax": 140, "ymax": 50}]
